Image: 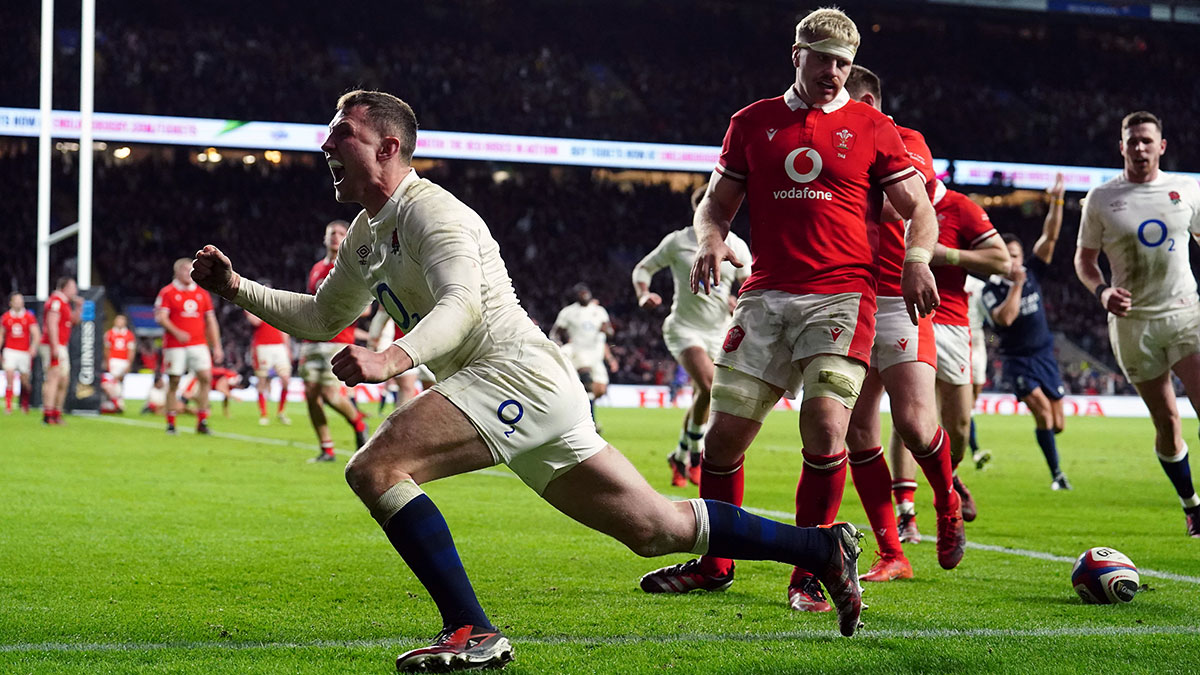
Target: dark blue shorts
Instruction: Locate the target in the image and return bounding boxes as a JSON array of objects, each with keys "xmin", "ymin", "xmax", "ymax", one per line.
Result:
[{"xmin": 1002, "ymin": 350, "xmax": 1065, "ymax": 400}]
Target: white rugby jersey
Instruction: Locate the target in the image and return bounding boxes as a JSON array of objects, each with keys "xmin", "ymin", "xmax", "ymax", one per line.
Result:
[
  {"xmin": 236, "ymin": 170, "xmax": 545, "ymax": 380},
  {"xmin": 964, "ymin": 274, "xmax": 987, "ymax": 335},
  {"xmin": 552, "ymin": 301, "xmax": 610, "ymax": 355},
  {"xmin": 632, "ymin": 228, "xmax": 751, "ymax": 332},
  {"xmin": 1078, "ymin": 172, "xmax": 1200, "ymax": 317}
]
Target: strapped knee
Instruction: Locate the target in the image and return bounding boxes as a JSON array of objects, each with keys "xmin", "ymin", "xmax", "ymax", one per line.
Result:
[
  {"xmin": 801, "ymin": 355, "xmax": 866, "ymax": 409},
  {"xmin": 710, "ymin": 367, "xmax": 778, "ymax": 423},
  {"xmin": 369, "ymin": 478, "xmax": 424, "ymax": 526}
]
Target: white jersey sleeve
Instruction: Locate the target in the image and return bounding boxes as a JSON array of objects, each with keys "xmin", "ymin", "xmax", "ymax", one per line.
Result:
[
  {"xmin": 235, "ymin": 229, "xmax": 372, "ymax": 341},
  {"xmin": 632, "ymin": 232, "xmax": 676, "ymax": 288}
]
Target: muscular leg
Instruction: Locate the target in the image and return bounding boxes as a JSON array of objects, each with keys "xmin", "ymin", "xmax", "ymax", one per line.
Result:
[
  {"xmin": 845, "ymin": 369, "xmax": 908, "ymax": 570},
  {"xmin": 1137, "ymin": 359, "xmax": 1200, "ymax": 512},
  {"xmin": 675, "ymin": 346, "xmax": 716, "ymax": 478},
  {"xmin": 306, "ymin": 381, "xmax": 335, "ymax": 453},
  {"xmin": 936, "ymin": 379, "xmax": 974, "ymax": 469},
  {"xmin": 1021, "ymin": 387, "xmax": 1064, "ymax": 482},
  {"xmin": 194, "ymin": 369, "xmax": 212, "ymax": 419}
]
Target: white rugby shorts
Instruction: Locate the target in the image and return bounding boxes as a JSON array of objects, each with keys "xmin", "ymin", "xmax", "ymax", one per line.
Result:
[
  {"xmin": 561, "ymin": 343, "xmax": 609, "ymax": 386},
  {"xmin": 38, "ymin": 344, "xmax": 70, "ymax": 376},
  {"xmin": 1108, "ymin": 304, "xmax": 1200, "ymax": 383},
  {"xmin": 871, "ymin": 296, "xmax": 937, "ymax": 373},
  {"xmin": 163, "ymin": 345, "xmax": 212, "ymax": 377},
  {"xmin": 107, "ymin": 356, "xmax": 133, "ymax": 379},
  {"xmin": 298, "ymin": 342, "xmax": 344, "ymax": 386},
  {"xmin": 253, "ymin": 343, "xmax": 292, "ymax": 377},
  {"xmin": 715, "ymin": 290, "xmax": 875, "ymax": 398},
  {"xmin": 971, "ymin": 328, "xmax": 987, "ymax": 385},
  {"xmin": 3, "ymin": 348, "xmax": 32, "ymax": 375},
  {"xmin": 663, "ymin": 315, "xmax": 725, "ymax": 361},
  {"xmin": 933, "ymin": 323, "xmax": 972, "ymax": 385},
  {"xmin": 433, "ymin": 339, "xmax": 607, "ymax": 494}
]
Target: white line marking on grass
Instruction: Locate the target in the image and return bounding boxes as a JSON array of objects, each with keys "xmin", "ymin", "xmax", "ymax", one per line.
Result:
[
  {"xmin": 3, "ymin": 625, "xmax": 1198, "ymax": 653},
  {"xmin": 87, "ymin": 418, "xmax": 1200, "ymax": 586},
  {"xmin": 93, "ymin": 415, "xmax": 312, "ymax": 449}
]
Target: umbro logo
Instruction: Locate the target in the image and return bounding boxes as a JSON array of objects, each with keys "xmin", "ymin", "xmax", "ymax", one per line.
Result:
[
  {"xmin": 356, "ymin": 244, "xmax": 371, "ymax": 265},
  {"xmin": 830, "ymin": 327, "xmax": 843, "ymax": 341},
  {"xmin": 897, "ymin": 338, "xmax": 908, "ymax": 351},
  {"xmin": 766, "ymin": 128, "xmax": 778, "ymax": 141}
]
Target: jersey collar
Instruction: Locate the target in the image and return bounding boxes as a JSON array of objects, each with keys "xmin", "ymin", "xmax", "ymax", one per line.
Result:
[
  {"xmin": 784, "ymin": 85, "xmax": 850, "ymax": 113},
  {"xmin": 171, "ymin": 279, "xmax": 197, "ymax": 291},
  {"xmin": 8, "ymin": 308, "xmax": 25, "ymax": 318},
  {"xmin": 369, "ymin": 169, "xmax": 420, "ymax": 230}
]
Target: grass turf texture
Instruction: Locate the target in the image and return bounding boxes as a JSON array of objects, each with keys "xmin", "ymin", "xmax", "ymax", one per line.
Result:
[{"xmin": 2, "ymin": 403, "xmax": 1198, "ymax": 674}]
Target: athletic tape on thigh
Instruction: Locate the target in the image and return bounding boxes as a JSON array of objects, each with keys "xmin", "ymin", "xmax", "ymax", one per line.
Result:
[
  {"xmin": 1157, "ymin": 442, "xmax": 1189, "ymax": 464},
  {"xmin": 688, "ymin": 498, "xmax": 710, "ymax": 555},
  {"xmin": 801, "ymin": 355, "xmax": 866, "ymax": 408},
  {"xmin": 370, "ymin": 478, "xmax": 425, "ymax": 526},
  {"xmin": 710, "ymin": 367, "xmax": 778, "ymax": 423}
]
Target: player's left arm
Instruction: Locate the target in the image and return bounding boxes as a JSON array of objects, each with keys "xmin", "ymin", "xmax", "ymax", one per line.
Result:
[
  {"xmin": 28, "ymin": 321, "xmax": 41, "ymax": 354},
  {"xmin": 885, "ymin": 174, "xmax": 940, "ymax": 324},
  {"xmin": 1032, "ymin": 173, "xmax": 1065, "ymax": 264},
  {"xmin": 334, "ymin": 222, "xmax": 484, "ymax": 386},
  {"xmin": 204, "ymin": 309, "xmax": 224, "ymax": 364}
]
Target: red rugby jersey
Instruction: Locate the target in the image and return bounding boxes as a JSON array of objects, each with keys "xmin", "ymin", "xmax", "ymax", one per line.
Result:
[
  {"xmin": 716, "ymin": 86, "xmax": 917, "ymax": 298},
  {"xmin": 105, "ymin": 326, "xmax": 134, "ymax": 360},
  {"xmin": 40, "ymin": 291, "xmax": 74, "ymax": 346},
  {"xmin": 155, "ymin": 281, "xmax": 213, "ymax": 348},
  {"xmin": 932, "ymin": 189, "xmax": 998, "ymax": 326},
  {"xmin": 875, "ymin": 125, "xmax": 939, "ymax": 297},
  {"xmin": 2, "ymin": 310, "xmax": 37, "ymax": 351},
  {"xmin": 250, "ymin": 315, "xmax": 288, "ymax": 346},
  {"xmin": 307, "ymin": 259, "xmax": 356, "ymax": 344}
]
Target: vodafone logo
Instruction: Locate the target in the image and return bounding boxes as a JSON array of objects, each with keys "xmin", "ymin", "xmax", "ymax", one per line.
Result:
[
  {"xmin": 784, "ymin": 147, "xmax": 822, "ymax": 183},
  {"xmin": 183, "ymin": 299, "xmax": 199, "ymax": 313}
]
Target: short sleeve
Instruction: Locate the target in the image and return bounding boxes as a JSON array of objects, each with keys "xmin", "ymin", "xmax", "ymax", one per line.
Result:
[
  {"xmin": 870, "ymin": 117, "xmax": 917, "ymax": 188},
  {"xmin": 958, "ymin": 199, "xmax": 998, "ymax": 249},
  {"xmin": 898, "ymin": 127, "xmax": 937, "ymax": 193},
  {"xmin": 200, "ymin": 290, "xmax": 214, "ymax": 313},
  {"xmin": 1187, "ymin": 182, "xmax": 1200, "ymax": 237},
  {"xmin": 153, "ymin": 288, "xmax": 168, "ymax": 311},
  {"xmin": 714, "ymin": 115, "xmax": 748, "ymax": 183},
  {"xmin": 980, "ymin": 283, "xmax": 1005, "ymax": 313},
  {"xmin": 1077, "ymin": 189, "xmax": 1105, "ymax": 249}
]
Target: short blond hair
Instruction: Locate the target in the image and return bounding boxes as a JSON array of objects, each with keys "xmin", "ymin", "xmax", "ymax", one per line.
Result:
[{"xmin": 795, "ymin": 7, "xmax": 860, "ymax": 50}]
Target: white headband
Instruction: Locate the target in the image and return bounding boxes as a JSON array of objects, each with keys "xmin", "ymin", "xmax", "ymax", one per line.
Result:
[{"xmin": 795, "ymin": 37, "xmax": 857, "ymax": 61}]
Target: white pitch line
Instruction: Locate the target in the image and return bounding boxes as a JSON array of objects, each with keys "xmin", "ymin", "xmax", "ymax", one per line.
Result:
[
  {"xmin": 88, "ymin": 417, "xmax": 1200, "ymax": 586},
  {"xmin": 3, "ymin": 624, "xmax": 1199, "ymax": 653}
]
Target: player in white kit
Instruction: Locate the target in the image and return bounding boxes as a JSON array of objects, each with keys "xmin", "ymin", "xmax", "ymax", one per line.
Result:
[
  {"xmin": 963, "ymin": 274, "xmax": 991, "ymax": 468},
  {"xmin": 1074, "ymin": 111, "xmax": 1200, "ymax": 537},
  {"xmin": 552, "ymin": 284, "xmax": 616, "ymax": 429},
  {"xmin": 633, "ymin": 186, "xmax": 751, "ymax": 488},
  {"xmin": 191, "ymin": 90, "xmax": 866, "ymax": 672}
]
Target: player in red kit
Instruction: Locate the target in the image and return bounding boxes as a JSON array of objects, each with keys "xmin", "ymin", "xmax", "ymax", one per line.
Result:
[
  {"xmin": 299, "ymin": 220, "xmax": 368, "ymax": 462},
  {"xmin": 246, "ymin": 292, "xmax": 293, "ymax": 425},
  {"xmin": 639, "ymin": 9, "xmax": 940, "ymax": 613},
  {"xmin": 102, "ymin": 314, "xmax": 136, "ymax": 413},
  {"xmin": 156, "ymin": 258, "xmax": 223, "ymax": 434},
  {"xmin": 2, "ymin": 292, "xmax": 41, "ymax": 414},
  {"xmin": 40, "ymin": 277, "xmax": 81, "ymax": 425}
]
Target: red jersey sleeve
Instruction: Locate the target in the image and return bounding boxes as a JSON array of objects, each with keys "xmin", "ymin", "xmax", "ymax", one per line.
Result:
[
  {"xmin": 870, "ymin": 117, "xmax": 917, "ymax": 188},
  {"xmin": 154, "ymin": 286, "xmax": 170, "ymax": 312},
  {"xmin": 199, "ymin": 289, "xmax": 214, "ymax": 314},
  {"xmin": 956, "ymin": 195, "xmax": 999, "ymax": 249},
  {"xmin": 715, "ymin": 113, "xmax": 748, "ymax": 183},
  {"xmin": 897, "ymin": 126, "xmax": 937, "ymax": 197}
]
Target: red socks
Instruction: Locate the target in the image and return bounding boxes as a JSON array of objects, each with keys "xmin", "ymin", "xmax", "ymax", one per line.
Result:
[
  {"xmin": 909, "ymin": 426, "xmax": 954, "ymax": 513},
  {"xmin": 698, "ymin": 455, "xmax": 745, "ymax": 576},
  {"xmin": 277, "ymin": 387, "xmax": 288, "ymax": 413},
  {"xmin": 848, "ymin": 447, "xmax": 903, "ymax": 558},
  {"xmin": 795, "ymin": 449, "xmax": 848, "ymax": 528},
  {"xmin": 352, "ymin": 411, "xmax": 367, "ymax": 433},
  {"xmin": 257, "ymin": 392, "xmax": 268, "ymax": 417}
]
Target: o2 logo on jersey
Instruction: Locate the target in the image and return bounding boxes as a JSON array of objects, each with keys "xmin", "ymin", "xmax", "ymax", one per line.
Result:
[
  {"xmin": 497, "ymin": 399, "xmax": 524, "ymax": 438},
  {"xmin": 1137, "ymin": 219, "xmax": 1175, "ymax": 251},
  {"xmin": 374, "ymin": 282, "xmax": 421, "ymax": 332},
  {"xmin": 784, "ymin": 147, "xmax": 822, "ymax": 184}
]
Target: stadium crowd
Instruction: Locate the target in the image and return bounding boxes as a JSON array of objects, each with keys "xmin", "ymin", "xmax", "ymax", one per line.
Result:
[{"xmin": 2, "ymin": 0, "xmax": 1199, "ymax": 166}]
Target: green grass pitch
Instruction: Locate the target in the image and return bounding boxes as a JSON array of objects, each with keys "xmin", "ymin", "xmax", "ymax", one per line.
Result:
[{"xmin": 2, "ymin": 402, "xmax": 1198, "ymax": 673}]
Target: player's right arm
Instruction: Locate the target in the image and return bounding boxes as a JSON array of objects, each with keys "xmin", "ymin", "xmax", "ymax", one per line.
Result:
[
  {"xmin": 245, "ymin": 311, "xmax": 263, "ymax": 327},
  {"xmin": 44, "ymin": 304, "xmax": 61, "ymax": 364},
  {"xmin": 1074, "ymin": 187, "xmax": 1132, "ymax": 317},
  {"xmin": 191, "ymin": 244, "xmax": 369, "ymax": 341},
  {"xmin": 153, "ymin": 303, "xmax": 188, "ymax": 344},
  {"xmin": 885, "ymin": 173, "xmax": 941, "ymax": 324},
  {"xmin": 690, "ymin": 172, "xmax": 745, "ymax": 294},
  {"xmin": 1033, "ymin": 173, "xmax": 1065, "ymax": 264},
  {"xmin": 632, "ymin": 233, "xmax": 673, "ymax": 309},
  {"xmin": 989, "ymin": 269, "xmax": 1026, "ymax": 328}
]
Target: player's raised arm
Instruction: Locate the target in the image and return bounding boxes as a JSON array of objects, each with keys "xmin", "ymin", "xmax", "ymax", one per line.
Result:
[
  {"xmin": 690, "ymin": 172, "xmax": 745, "ymax": 294},
  {"xmin": 192, "ymin": 244, "xmax": 369, "ymax": 341},
  {"xmin": 1033, "ymin": 173, "xmax": 1065, "ymax": 264},
  {"xmin": 885, "ymin": 173, "xmax": 940, "ymax": 324}
]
